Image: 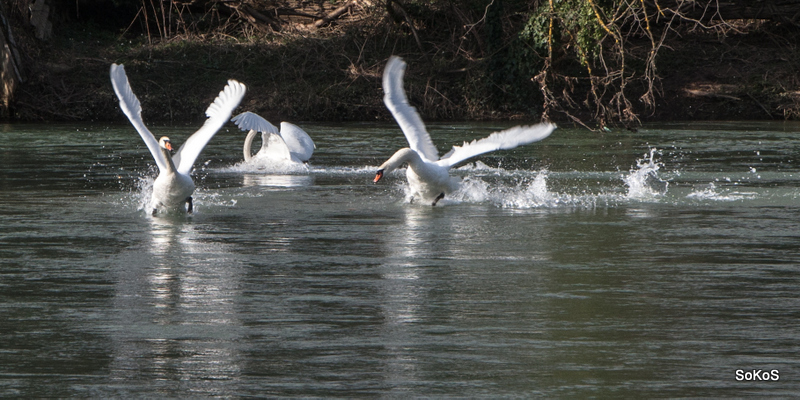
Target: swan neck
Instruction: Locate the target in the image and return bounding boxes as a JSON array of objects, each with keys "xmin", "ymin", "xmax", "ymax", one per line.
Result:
[
  {"xmin": 380, "ymin": 148, "xmax": 422, "ymax": 173},
  {"xmin": 243, "ymin": 129, "xmax": 258, "ymax": 162},
  {"xmin": 161, "ymin": 146, "xmax": 178, "ymax": 174}
]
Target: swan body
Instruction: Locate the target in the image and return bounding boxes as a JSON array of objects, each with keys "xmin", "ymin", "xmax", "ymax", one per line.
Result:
[
  {"xmin": 151, "ymin": 137, "xmax": 195, "ymax": 212},
  {"xmin": 231, "ymin": 111, "xmax": 315, "ymax": 164},
  {"xmin": 374, "ymin": 56, "xmax": 556, "ymax": 205},
  {"xmin": 110, "ymin": 63, "xmax": 246, "ymax": 214},
  {"xmin": 375, "ymin": 148, "xmax": 458, "ymax": 204}
]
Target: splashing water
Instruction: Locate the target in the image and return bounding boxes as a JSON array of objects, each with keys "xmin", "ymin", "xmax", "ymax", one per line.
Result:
[
  {"xmin": 132, "ymin": 174, "xmax": 155, "ymax": 212},
  {"xmin": 442, "ymin": 169, "xmax": 607, "ymax": 209},
  {"xmin": 222, "ymin": 157, "xmax": 311, "ymax": 175},
  {"xmin": 497, "ymin": 172, "xmax": 559, "ymax": 208},
  {"xmin": 449, "ymin": 176, "xmax": 491, "ymax": 203},
  {"xmin": 124, "ymin": 169, "xmax": 235, "ymax": 215},
  {"xmin": 686, "ymin": 182, "xmax": 759, "ymax": 202},
  {"xmin": 623, "ymin": 148, "xmax": 668, "ymax": 200}
]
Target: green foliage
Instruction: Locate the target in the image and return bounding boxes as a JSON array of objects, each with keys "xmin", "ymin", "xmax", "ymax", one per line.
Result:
[
  {"xmin": 10, "ymin": 0, "xmax": 684, "ymax": 124},
  {"xmin": 519, "ymin": 0, "xmax": 609, "ymax": 68}
]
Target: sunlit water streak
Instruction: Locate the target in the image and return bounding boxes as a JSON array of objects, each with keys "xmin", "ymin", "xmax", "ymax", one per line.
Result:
[{"xmin": 1, "ymin": 121, "xmax": 800, "ymax": 397}]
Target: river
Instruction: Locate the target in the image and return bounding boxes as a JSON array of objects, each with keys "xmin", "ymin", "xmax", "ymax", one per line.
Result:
[{"xmin": 1, "ymin": 121, "xmax": 798, "ymax": 397}]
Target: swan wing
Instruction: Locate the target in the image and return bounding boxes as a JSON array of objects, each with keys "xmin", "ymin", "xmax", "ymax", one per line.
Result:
[
  {"xmin": 279, "ymin": 122, "xmax": 315, "ymax": 162},
  {"xmin": 110, "ymin": 64, "xmax": 168, "ymax": 172},
  {"xmin": 231, "ymin": 111, "xmax": 280, "ymax": 135},
  {"xmin": 173, "ymin": 80, "xmax": 247, "ymax": 175},
  {"xmin": 383, "ymin": 56, "xmax": 439, "ymax": 162},
  {"xmin": 437, "ymin": 123, "xmax": 556, "ymax": 168},
  {"xmin": 262, "ymin": 132, "xmax": 294, "ymax": 162}
]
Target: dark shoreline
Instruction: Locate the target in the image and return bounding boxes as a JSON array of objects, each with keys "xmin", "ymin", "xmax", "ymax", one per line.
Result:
[{"xmin": 3, "ymin": 8, "xmax": 799, "ymax": 128}]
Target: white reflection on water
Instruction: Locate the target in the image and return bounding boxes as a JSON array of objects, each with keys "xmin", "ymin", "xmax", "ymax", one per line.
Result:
[
  {"xmin": 381, "ymin": 206, "xmax": 431, "ymax": 324},
  {"xmin": 376, "ymin": 206, "xmax": 437, "ymax": 391},
  {"xmin": 108, "ymin": 217, "xmax": 244, "ymax": 386},
  {"xmin": 6, "ymin": 122, "xmax": 800, "ymax": 397},
  {"xmin": 242, "ymin": 173, "xmax": 313, "ymax": 188}
]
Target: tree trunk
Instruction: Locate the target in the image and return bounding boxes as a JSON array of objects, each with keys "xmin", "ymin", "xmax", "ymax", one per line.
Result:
[{"xmin": 0, "ymin": 2, "xmax": 23, "ymax": 119}]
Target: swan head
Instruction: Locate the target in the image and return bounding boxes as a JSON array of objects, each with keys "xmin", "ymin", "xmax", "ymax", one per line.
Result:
[
  {"xmin": 374, "ymin": 148, "xmax": 419, "ymax": 183},
  {"xmin": 159, "ymin": 136, "xmax": 173, "ymax": 152}
]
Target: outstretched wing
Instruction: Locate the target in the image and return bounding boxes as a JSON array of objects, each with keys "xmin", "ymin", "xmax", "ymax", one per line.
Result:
[
  {"xmin": 261, "ymin": 133, "xmax": 293, "ymax": 162},
  {"xmin": 173, "ymin": 80, "xmax": 247, "ymax": 175},
  {"xmin": 231, "ymin": 111, "xmax": 280, "ymax": 135},
  {"xmin": 279, "ymin": 122, "xmax": 315, "ymax": 162},
  {"xmin": 436, "ymin": 123, "xmax": 556, "ymax": 168},
  {"xmin": 109, "ymin": 64, "xmax": 168, "ymax": 172},
  {"xmin": 383, "ymin": 56, "xmax": 439, "ymax": 162}
]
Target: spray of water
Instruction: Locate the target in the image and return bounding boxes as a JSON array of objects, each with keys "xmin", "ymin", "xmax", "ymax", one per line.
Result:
[
  {"xmin": 222, "ymin": 157, "xmax": 310, "ymax": 175},
  {"xmin": 686, "ymin": 182, "xmax": 759, "ymax": 202},
  {"xmin": 623, "ymin": 148, "xmax": 668, "ymax": 200},
  {"xmin": 120, "ymin": 147, "xmax": 675, "ymax": 213},
  {"xmin": 433, "ymin": 168, "xmax": 606, "ymax": 209}
]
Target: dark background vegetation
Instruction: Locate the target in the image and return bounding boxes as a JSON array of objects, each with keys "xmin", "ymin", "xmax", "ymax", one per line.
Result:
[{"xmin": 2, "ymin": 0, "xmax": 800, "ymax": 129}]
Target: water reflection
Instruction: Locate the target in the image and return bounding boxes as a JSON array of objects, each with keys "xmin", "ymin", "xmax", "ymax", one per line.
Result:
[
  {"xmin": 5, "ymin": 122, "xmax": 800, "ymax": 396},
  {"xmin": 108, "ymin": 217, "xmax": 244, "ymax": 394},
  {"xmin": 377, "ymin": 206, "xmax": 433, "ymax": 392},
  {"xmin": 242, "ymin": 173, "xmax": 313, "ymax": 188},
  {"xmin": 381, "ymin": 206, "xmax": 431, "ymax": 323}
]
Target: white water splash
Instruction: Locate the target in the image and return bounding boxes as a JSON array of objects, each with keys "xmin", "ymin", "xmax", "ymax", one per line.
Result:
[
  {"xmin": 126, "ymin": 170, "xmax": 237, "ymax": 214},
  {"xmin": 623, "ymin": 148, "xmax": 668, "ymax": 201},
  {"xmin": 686, "ymin": 182, "xmax": 759, "ymax": 202},
  {"xmin": 221, "ymin": 157, "xmax": 310, "ymax": 175},
  {"xmin": 497, "ymin": 172, "xmax": 559, "ymax": 208},
  {"xmin": 132, "ymin": 174, "xmax": 155, "ymax": 212},
  {"xmin": 439, "ymin": 169, "xmax": 610, "ymax": 209},
  {"xmin": 309, "ymin": 165, "xmax": 379, "ymax": 175}
]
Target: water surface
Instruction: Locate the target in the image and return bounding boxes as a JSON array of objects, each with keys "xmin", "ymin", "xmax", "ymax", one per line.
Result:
[{"xmin": 1, "ymin": 121, "xmax": 799, "ymax": 397}]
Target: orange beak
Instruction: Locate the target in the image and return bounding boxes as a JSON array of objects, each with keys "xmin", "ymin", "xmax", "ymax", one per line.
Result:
[
  {"xmin": 373, "ymin": 170, "xmax": 384, "ymax": 183},
  {"xmin": 164, "ymin": 142, "xmax": 173, "ymax": 151}
]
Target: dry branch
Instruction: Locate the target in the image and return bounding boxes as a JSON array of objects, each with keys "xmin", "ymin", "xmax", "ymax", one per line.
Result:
[
  {"xmin": 648, "ymin": 0, "xmax": 800, "ymax": 24},
  {"xmin": 312, "ymin": 0, "xmax": 356, "ymax": 28}
]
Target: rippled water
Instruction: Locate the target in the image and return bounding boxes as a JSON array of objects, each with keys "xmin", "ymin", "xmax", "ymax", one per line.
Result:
[{"xmin": 1, "ymin": 121, "xmax": 799, "ymax": 397}]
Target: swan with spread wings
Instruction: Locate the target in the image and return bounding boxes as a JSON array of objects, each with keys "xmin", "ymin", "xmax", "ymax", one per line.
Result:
[
  {"xmin": 110, "ymin": 64, "xmax": 246, "ymax": 215},
  {"xmin": 230, "ymin": 111, "xmax": 315, "ymax": 166},
  {"xmin": 374, "ymin": 56, "xmax": 556, "ymax": 205}
]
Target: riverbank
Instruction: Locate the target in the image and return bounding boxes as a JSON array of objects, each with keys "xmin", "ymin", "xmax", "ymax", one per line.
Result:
[{"xmin": 5, "ymin": 5, "xmax": 800, "ymax": 127}]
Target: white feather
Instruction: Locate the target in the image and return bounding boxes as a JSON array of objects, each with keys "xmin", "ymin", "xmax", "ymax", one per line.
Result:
[
  {"xmin": 437, "ymin": 123, "xmax": 555, "ymax": 168},
  {"xmin": 375, "ymin": 56, "xmax": 556, "ymax": 205},
  {"xmin": 382, "ymin": 56, "xmax": 440, "ymax": 163},
  {"xmin": 109, "ymin": 64, "xmax": 167, "ymax": 173},
  {"xmin": 231, "ymin": 111, "xmax": 280, "ymax": 135},
  {"xmin": 231, "ymin": 112, "xmax": 315, "ymax": 164},
  {"xmin": 173, "ymin": 79, "xmax": 247, "ymax": 175},
  {"xmin": 110, "ymin": 63, "xmax": 246, "ymax": 213}
]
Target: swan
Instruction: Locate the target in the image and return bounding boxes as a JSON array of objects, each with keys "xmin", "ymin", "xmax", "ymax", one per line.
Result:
[
  {"xmin": 374, "ymin": 56, "xmax": 556, "ymax": 205},
  {"xmin": 110, "ymin": 63, "xmax": 246, "ymax": 215},
  {"xmin": 230, "ymin": 111, "xmax": 315, "ymax": 164}
]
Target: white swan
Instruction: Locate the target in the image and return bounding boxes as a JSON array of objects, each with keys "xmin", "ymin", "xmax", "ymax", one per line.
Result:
[
  {"xmin": 110, "ymin": 63, "xmax": 246, "ymax": 215},
  {"xmin": 374, "ymin": 56, "xmax": 556, "ymax": 205},
  {"xmin": 231, "ymin": 111, "xmax": 315, "ymax": 164}
]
